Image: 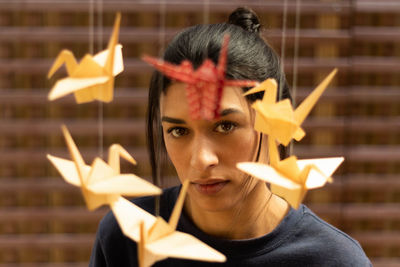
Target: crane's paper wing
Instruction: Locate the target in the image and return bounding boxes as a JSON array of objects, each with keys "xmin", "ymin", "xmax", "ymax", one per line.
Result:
[
  {"xmin": 142, "ymin": 55, "xmax": 195, "ymax": 84},
  {"xmin": 243, "ymin": 78, "xmax": 276, "ymax": 98},
  {"xmin": 303, "ymin": 168, "xmax": 331, "ymax": 189},
  {"xmin": 297, "ymin": 157, "xmax": 344, "ymax": 189},
  {"xmin": 110, "ymin": 196, "xmax": 157, "ymax": 242},
  {"xmin": 237, "ymin": 162, "xmax": 301, "ymax": 190},
  {"xmin": 93, "ymin": 44, "xmax": 124, "ymax": 75},
  {"xmin": 297, "ymin": 157, "xmax": 344, "ymax": 178},
  {"xmin": 86, "ymin": 157, "xmax": 116, "ymax": 186},
  {"xmin": 47, "ymin": 49, "xmax": 77, "ymax": 78},
  {"xmin": 48, "ymin": 76, "xmax": 109, "ymax": 101},
  {"xmin": 88, "ymin": 174, "xmax": 162, "ymax": 196},
  {"xmin": 294, "ymin": 68, "xmax": 337, "ymax": 125},
  {"xmin": 146, "ymin": 231, "xmax": 226, "ymax": 262},
  {"xmin": 47, "ymin": 154, "xmax": 91, "ymax": 187}
]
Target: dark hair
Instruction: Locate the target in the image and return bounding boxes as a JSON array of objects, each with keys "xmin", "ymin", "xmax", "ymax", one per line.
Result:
[{"xmin": 146, "ymin": 7, "xmax": 291, "ymax": 185}]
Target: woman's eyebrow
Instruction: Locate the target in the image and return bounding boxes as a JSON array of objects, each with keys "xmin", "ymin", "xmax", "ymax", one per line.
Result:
[
  {"xmin": 220, "ymin": 108, "xmax": 243, "ymax": 116},
  {"xmin": 161, "ymin": 116, "xmax": 186, "ymax": 124}
]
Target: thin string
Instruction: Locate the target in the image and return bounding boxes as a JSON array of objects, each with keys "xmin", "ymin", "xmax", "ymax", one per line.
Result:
[
  {"xmin": 89, "ymin": 0, "xmax": 94, "ymax": 55},
  {"xmin": 97, "ymin": 0, "xmax": 104, "ymax": 158},
  {"xmin": 289, "ymin": 0, "xmax": 301, "ymax": 156},
  {"xmin": 278, "ymin": 0, "xmax": 288, "ymax": 101}
]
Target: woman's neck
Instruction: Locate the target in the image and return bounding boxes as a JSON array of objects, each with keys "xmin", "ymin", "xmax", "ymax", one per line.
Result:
[{"xmin": 184, "ymin": 182, "xmax": 289, "ymax": 240}]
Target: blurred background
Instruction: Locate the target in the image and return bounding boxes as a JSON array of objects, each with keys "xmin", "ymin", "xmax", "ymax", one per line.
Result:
[{"xmin": 0, "ymin": 0, "xmax": 399, "ymax": 266}]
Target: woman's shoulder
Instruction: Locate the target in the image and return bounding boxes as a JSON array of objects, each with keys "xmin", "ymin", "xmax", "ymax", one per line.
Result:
[{"xmin": 288, "ymin": 205, "xmax": 371, "ymax": 266}]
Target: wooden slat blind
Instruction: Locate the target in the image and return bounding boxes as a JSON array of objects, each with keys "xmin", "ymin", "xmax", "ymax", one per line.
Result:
[{"xmin": 0, "ymin": 0, "xmax": 399, "ymax": 266}]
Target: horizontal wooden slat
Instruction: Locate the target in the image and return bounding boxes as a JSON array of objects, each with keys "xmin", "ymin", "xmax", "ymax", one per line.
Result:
[
  {"xmin": 310, "ymin": 203, "xmax": 400, "ymax": 220},
  {"xmin": 0, "ymin": 27, "xmax": 179, "ymax": 43},
  {"xmin": 0, "ymin": 263, "xmax": 88, "ymax": 267},
  {"xmin": 353, "ymin": 26, "xmax": 400, "ymax": 42},
  {"xmin": 0, "ymin": 0, "xmax": 397, "ymax": 15},
  {"xmin": 0, "ymin": 27, "xmax": 351, "ymax": 44},
  {"xmin": 1, "ymin": 57, "xmax": 398, "ymax": 75},
  {"xmin": 294, "ymin": 145, "xmax": 400, "ymax": 162},
  {"xmin": 0, "ymin": 58, "xmax": 351, "ymax": 74},
  {"xmin": 329, "ymin": 175, "xmax": 400, "ymax": 191},
  {"xmin": 356, "ymin": 0, "xmax": 400, "ymax": 13},
  {"xmin": 0, "ymin": 176, "xmax": 179, "ymax": 193},
  {"xmin": 0, "ymin": 88, "xmax": 147, "ymax": 104},
  {"xmin": 0, "ymin": 178, "xmax": 78, "ymax": 193},
  {"xmin": 303, "ymin": 117, "xmax": 400, "ymax": 132},
  {"xmin": 0, "ymin": 207, "xmax": 106, "ymax": 222},
  {"xmin": 0, "ymin": 119, "xmax": 145, "ymax": 135},
  {"xmin": 352, "ymin": 57, "xmax": 400, "ymax": 73},
  {"xmin": 2, "ymin": 27, "xmax": 398, "ymax": 44},
  {"xmin": 2, "ymin": 87, "xmax": 400, "ymax": 104},
  {"xmin": 0, "ymin": 147, "xmax": 148, "ymax": 163},
  {"xmin": 372, "ymin": 258, "xmax": 400, "ymax": 267},
  {"xmin": 296, "ymin": 87, "xmax": 400, "ymax": 103},
  {"xmin": 352, "ymin": 231, "xmax": 400, "ymax": 246},
  {"xmin": 0, "ymin": 234, "xmax": 94, "ymax": 249},
  {"xmin": 0, "ymin": 0, "xmax": 351, "ymax": 14}
]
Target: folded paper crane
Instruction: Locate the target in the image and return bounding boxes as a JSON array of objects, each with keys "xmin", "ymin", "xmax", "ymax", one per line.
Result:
[
  {"xmin": 237, "ymin": 137, "xmax": 344, "ymax": 209},
  {"xmin": 47, "ymin": 12, "xmax": 123, "ymax": 103},
  {"xmin": 47, "ymin": 125, "xmax": 162, "ymax": 211},
  {"xmin": 142, "ymin": 34, "xmax": 258, "ymax": 120},
  {"xmin": 111, "ymin": 180, "xmax": 226, "ymax": 267},
  {"xmin": 244, "ymin": 69, "xmax": 337, "ymax": 146}
]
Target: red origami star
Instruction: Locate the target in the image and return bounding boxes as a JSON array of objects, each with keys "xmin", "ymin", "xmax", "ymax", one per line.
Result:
[{"xmin": 142, "ymin": 35, "xmax": 258, "ymax": 120}]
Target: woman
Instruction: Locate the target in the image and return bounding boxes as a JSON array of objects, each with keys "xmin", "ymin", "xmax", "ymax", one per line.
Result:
[{"xmin": 90, "ymin": 7, "xmax": 371, "ymax": 266}]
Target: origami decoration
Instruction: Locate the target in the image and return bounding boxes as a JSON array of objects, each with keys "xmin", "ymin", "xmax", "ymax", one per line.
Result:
[
  {"xmin": 47, "ymin": 12, "xmax": 123, "ymax": 103},
  {"xmin": 237, "ymin": 137, "xmax": 344, "ymax": 209},
  {"xmin": 244, "ymin": 69, "xmax": 337, "ymax": 146},
  {"xmin": 47, "ymin": 125, "xmax": 162, "ymax": 211},
  {"xmin": 111, "ymin": 180, "xmax": 226, "ymax": 267},
  {"xmin": 142, "ymin": 34, "xmax": 258, "ymax": 120}
]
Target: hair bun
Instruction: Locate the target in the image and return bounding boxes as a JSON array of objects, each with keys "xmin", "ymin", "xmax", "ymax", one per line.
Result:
[{"xmin": 228, "ymin": 7, "xmax": 261, "ymax": 34}]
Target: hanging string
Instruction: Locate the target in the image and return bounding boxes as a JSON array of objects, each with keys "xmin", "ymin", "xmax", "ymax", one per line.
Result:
[
  {"xmin": 89, "ymin": 0, "xmax": 94, "ymax": 55},
  {"xmin": 278, "ymin": 0, "xmax": 288, "ymax": 102},
  {"xmin": 289, "ymin": 0, "xmax": 301, "ymax": 156},
  {"xmin": 97, "ymin": 0, "xmax": 104, "ymax": 158}
]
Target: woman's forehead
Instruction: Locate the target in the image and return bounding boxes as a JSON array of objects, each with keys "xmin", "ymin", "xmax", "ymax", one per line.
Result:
[{"xmin": 160, "ymin": 82, "xmax": 251, "ymax": 117}]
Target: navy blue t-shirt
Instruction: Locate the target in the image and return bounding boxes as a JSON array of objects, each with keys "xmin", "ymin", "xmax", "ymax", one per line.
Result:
[{"xmin": 89, "ymin": 186, "xmax": 371, "ymax": 266}]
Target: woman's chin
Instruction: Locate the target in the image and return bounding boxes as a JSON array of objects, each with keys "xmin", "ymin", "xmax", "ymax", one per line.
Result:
[{"xmin": 187, "ymin": 187, "xmax": 236, "ymax": 212}]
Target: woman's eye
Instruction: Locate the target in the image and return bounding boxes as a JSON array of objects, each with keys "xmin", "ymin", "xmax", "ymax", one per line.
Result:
[
  {"xmin": 168, "ymin": 127, "xmax": 188, "ymax": 138},
  {"xmin": 215, "ymin": 121, "xmax": 236, "ymax": 134}
]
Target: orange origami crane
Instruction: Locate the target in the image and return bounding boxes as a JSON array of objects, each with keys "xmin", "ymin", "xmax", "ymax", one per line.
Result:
[
  {"xmin": 47, "ymin": 125, "xmax": 162, "ymax": 211},
  {"xmin": 47, "ymin": 13, "xmax": 123, "ymax": 103},
  {"xmin": 237, "ymin": 137, "xmax": 344, "ymax": 209},
  {"xmin": 142, "ymin": 34, "xmax": 257, "ymax": 120},
  {"xmin": 244, "ymin": 69, "xmax": 337, "ymax": 146},
  {"xmin": 111, "ymin": 180, "xmax": 226, "ymax": 267}
]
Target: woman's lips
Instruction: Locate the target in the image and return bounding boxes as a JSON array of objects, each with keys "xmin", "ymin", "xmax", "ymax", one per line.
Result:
[{"xmin": 192, "ymin": 179, "xmax": 229, "ymax": 195}]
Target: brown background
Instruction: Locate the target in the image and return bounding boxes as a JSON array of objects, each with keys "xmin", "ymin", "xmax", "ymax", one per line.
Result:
[{"xmin": 0, "ymin": 0, "xmax": 399, "ymax": 266}]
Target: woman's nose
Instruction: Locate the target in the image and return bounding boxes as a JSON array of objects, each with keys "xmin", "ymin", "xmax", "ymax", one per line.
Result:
[{"xmin": 190, "ymin": 137, "xmax": 219, "ymax": 171}]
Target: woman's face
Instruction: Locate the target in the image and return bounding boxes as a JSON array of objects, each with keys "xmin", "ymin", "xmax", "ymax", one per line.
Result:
[{"xmin": 160, "ymin": 82, "xmax": 260, "ymax": 212}]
